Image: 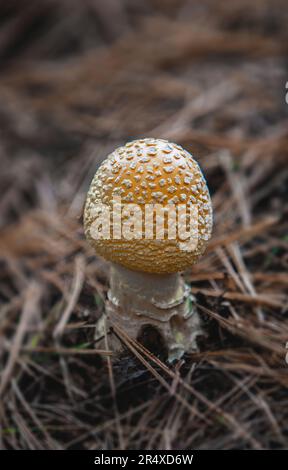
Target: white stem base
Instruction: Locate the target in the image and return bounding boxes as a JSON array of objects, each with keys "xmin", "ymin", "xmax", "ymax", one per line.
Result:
[{"xmin": 96, "ymin": 264, "xmax": 202, "ymax": 361}]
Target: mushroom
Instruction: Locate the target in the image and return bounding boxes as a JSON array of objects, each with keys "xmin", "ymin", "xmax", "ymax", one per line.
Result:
[{"xmin": 84, "ymin": 138, "xmax": 213, "ymax": 360}]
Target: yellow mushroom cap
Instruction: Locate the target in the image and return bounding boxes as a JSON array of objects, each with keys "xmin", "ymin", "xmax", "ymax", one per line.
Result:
[{"xmin": 84, "ymin": 138, "xmax": 213, "ymax": 274}]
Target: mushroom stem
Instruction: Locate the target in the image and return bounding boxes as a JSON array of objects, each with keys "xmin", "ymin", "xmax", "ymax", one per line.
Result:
[{"xmin": 100, "ymin": 263, "xmax": 202, "ymax": 361}]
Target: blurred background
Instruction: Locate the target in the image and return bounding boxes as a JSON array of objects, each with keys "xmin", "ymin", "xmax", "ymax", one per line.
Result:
[{"xmin": 0, "ymin": 0, "xmax": 287, "ymax": 450}]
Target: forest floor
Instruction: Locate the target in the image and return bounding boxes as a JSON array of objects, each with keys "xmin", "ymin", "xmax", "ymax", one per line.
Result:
[{"xmin": 0, "ymin": 0, "xmax": 287, "ymax": 449}]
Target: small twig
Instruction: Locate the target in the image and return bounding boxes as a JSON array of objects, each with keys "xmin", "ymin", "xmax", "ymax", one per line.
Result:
[
  {"xmin": 0, "ymin": 282, "xmax": 41, "ymax": 398},
  {"xmin": 53, "ymin": 254, "xmax": 85, "ymax": 338},
  {"xmin": 19, "ymin": 346, "xmax": 113, "ymax": 356}
]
